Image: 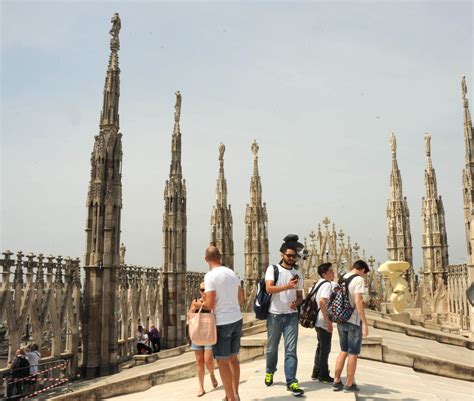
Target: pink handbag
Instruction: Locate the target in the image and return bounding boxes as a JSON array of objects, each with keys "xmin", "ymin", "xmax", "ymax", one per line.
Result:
[{"xmin": 189, "ymin": 305, "xmax": 217, "ymax": 346}]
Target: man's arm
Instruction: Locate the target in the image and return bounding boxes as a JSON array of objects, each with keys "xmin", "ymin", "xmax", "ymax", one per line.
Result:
[
  {"xmin": 266, "ymin": 278, "xmax": 297, "ymax": 294},
  {"xmin": 238, "ymin": 286, "xmax": 244, "ymax": 306},
  {"xmin": 290, "ymin": 289, "xmax": 303, "ymax": 310},
  {"xmin": 354, "ymin": 292, "xmax": 368, "ymax": 336},
  {"xmin": 319, "ymin": 297, "xmax": 333, "ymax": 332},
  {"xmin": 202, "ymin": 290, "xmax": 216, "ymax": 310}
]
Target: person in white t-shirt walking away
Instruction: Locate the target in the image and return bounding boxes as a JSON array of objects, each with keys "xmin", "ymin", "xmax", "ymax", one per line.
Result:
[
  {"xmin": 264, "ymin": 234, "xmax": 305, "ymax": 397},
  {"xmin": 332, "ymin": 259, "xmax": 369, "ymax": 393},
  {"xmin": 203, "ymin": 246, "xmax": 244, "ymax": 401},
  {"xmin": 311, "ymin": 263, "xmax": 337, "ymax": 383}
]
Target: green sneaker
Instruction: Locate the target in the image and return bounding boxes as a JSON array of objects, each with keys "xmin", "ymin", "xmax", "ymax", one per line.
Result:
[
  {"xmin": 264, "ymin": 372, "xmax": 274, "ymax": 386},
  {"xmin": 287, "ymin": 382, "xmax": 304, "ymax": 396}
]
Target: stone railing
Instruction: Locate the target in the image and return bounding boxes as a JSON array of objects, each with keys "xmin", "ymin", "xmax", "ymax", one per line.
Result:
[
  {"xmin": 0, "ymin": 251, "xmax": 81, "ymax": 375},
  {"xmin": 117, "ymin": 264, "xmax": 162, "ymax": 360},
  {"xmin": 1, "ymin": 250, "xmax": 211, "ymax": 376},
  {"xmin": 447, "ymin": 263, "xmax": 470, "ymax": 331},
  {"xmin": 185, "ymin": 271, "xmax": 205, "ymax": 309}
]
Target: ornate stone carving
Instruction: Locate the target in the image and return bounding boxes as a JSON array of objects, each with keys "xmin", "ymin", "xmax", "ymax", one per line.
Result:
[
  {"xmin": 161, "ymin": 91, "xmax": 187, "ymax": 348},
  {"xmin": 244, "ymin": 140, "xmax": 269, "ymax": 309},
  {"xmin": 210, "ymin": 143, "xmax": 234, "ymax": 269},
  {"xmin": 386, "ymin": 133, "xmax": 414, "ymax": 291},
  {"xmin": 0, "ymin": 251, "xmax": 81, "ymax": 376},
  {"xmin": 378, "ymin": 261, "xmax": 410, "ymax": 314},
  {"xmin": 460, "ymin": 75, "xmax": 474, "ymax": 333},
  {"xmin": 82, "ymin": 13, "xmax": 123, "ymax": 378},
  {"xmin": 421, "ymin": 133, "xmax": 449, "ymax": 298}
]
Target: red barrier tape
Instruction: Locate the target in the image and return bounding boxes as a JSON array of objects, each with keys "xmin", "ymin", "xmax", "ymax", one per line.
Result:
[{"xmin": 19, "ymin": 378, "xmax": 69, "ymax": 400}]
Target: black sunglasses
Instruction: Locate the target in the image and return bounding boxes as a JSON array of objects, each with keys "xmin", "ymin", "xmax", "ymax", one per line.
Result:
[
  {"xmin": 199, "ymin": 288, "xmax": 205, "ymax": 292},
  {"xmin": 284, "ymin": 253, "xmax": 298, "ymax": 258}
]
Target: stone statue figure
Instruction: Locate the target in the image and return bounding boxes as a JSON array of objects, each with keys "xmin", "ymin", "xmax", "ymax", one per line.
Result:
[
  {"xmin": 119, "ymin": 242, "xmax": 126, "ymax": 265},
  {"xmin": 378, "ymin": 261, "xmax": 410, "ymax": 314},
  {"xmin": 251, "ymin": 140, "xmax": 259, "ymax": 157},
  {"xmin": 218, "ymin": 143, "xmax": 225, "ymax": 161},
  {"xmin": 462, "ymin": 75, "xmax": 467, "ymax": 99},
  {"xmin": 424, "ymin": 133, "xmax": 431, "ymax": 157},
  {"xmin": 109, "ymin": 13, "xmax": 121, "ymax": 38},
  {"xmin": 436, "ymin": 250, "xmax": 441, "ymax": 267},
  {"xmin": 389, "ymin": 133, "xmax": 397, "ymax": 155},
  {"xmin": 174, "ymin": 91, "xmax": 182, "ymax": 123}
]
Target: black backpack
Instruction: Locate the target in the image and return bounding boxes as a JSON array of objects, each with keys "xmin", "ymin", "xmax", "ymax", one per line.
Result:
[
  {"xmin": 253, "ymin": 265, "xmax": 279, "ymax": 320},
  {"xmin": 298, "ymin": 280, "xmax": 330, "ymax": 328}
]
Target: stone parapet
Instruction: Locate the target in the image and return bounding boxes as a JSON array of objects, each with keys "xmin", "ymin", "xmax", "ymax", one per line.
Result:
[
  {"xmin": 49, "ymin": 338, "xmax": 266, "ymax": 401},
  {"xmin": 360, "ymin": 336, "xmax": 474, "ymax": 382},
  {"xmin": 366, "ymin": 310, "xmax": 474, "ymax": 349}
]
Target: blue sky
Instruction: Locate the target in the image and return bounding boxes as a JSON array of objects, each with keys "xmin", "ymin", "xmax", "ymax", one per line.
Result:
[{"xmin": 1, "ymin": 0, "xmax": 472, "ymax": 276}]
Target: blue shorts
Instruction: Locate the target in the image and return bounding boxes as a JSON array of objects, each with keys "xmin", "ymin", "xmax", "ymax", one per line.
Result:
[
  {"xmin": 212, "ymin": 319, "xmax": 243, "ymax": 360},
  {"xmin": 191, "ymin": 343, "xmax": 213, "ymax": 351},
  {"xmin": 337, "ymin": 322, "xmax": 362, "ymax": 355}
]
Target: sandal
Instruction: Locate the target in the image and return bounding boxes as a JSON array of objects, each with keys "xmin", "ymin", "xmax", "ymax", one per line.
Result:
[
  {"xmin": 211, "ymin": 374, "xmax": 218, "ymax": 388},
  {"xmin": 197, "ymin": 389, "xmax": 206, "ymax": 397}
]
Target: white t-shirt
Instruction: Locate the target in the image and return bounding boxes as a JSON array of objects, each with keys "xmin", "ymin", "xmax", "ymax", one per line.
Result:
[
  {"xmin": 204, "ymin": 266, "xmax": 242, "ymax": 326},
  {"xmin": 342, "ymin": 272, "xmax": 365, "ymax": 326},
  {"xmin": 136, "ymin": 331, "xmax": 147, "ymax": 344},
  {"xmin": 310, "ymin": 279, "xmax": 337, "ymax": 330},
  {"xmin": 265, "ymin": 264, "xmax": 304, "ymax": 315}
]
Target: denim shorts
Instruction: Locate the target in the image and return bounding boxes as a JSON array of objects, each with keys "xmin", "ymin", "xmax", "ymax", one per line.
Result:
[
  {"xmin": 212, "ymin": 319, "xmax": 243, "ymax": 360},
  {"xmin": 337, "ymin": 322, "xmax": 362, "ymax": 355},
  {"xmin": 191, "ymin": 343, "xmax": 213, "ymax": 351}
]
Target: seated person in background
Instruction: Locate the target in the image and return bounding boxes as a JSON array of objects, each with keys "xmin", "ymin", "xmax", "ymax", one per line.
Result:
[
  {"xmin": 148, "ymin": 324, "xmax": 161, "ymax": 353},
  {"xmin": 136, "ymin": 325, "xmax": 152, "ymax": 355}
]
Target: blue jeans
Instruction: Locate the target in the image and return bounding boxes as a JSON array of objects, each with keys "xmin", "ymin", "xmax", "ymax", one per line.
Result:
[
  {"xmin": 337, "ymin": 322, "xmax": 362, "ymax": 355},
  {"xmin": 212, "ymin": 319, "xmax": 243, "ymax": 359},
  {"xmin": 266, "ymin": 312, "xmax": 299, "ymax": 385}
]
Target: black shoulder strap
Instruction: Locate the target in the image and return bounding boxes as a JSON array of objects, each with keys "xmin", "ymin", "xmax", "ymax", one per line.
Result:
[
  {"xmin": 343, "ymin": 274, "xmax": 358, "ymax": 294},
  {"xmin": 272, "ymin": 265, "xmax": 279, "ymax": 284},
  {"xmin": 309, "ymin": 279, "xmax": 329, "ymax": 298}
]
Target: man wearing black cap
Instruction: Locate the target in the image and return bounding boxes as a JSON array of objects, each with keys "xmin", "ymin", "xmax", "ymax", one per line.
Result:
[
  {"xmin": 332, "ymin": 259, "xmax": 369, "ymax": 393},
  {"xmin": 263, "ymin": 235, "xmax": 305, "ymax": 397}
]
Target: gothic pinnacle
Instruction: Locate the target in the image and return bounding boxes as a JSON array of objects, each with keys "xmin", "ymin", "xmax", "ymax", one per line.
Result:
[
  {"xmin": 100, "ymin": 12, "xmax": 121, "ymax": 130},
  {"xmin": 170, "ymin": 91, "xmax": 183, "ymax": 177},
  {"xmin": 251, "ymin": 140, "xmax": 259, "ymax": 176},
  {"xmin": 389, "ymin": 132, "xmax": 397, "ymax": 158}
]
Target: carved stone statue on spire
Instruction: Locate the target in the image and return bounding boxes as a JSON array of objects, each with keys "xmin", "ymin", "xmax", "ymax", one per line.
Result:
[
  {"xmin": 174, "ymin": 91, "xmax": 182, "ymax": 123},
  {"xmin": 462, "ymin": 75, "xmax": 468, "ymax": 99},
  {"xmin": 219, "ymin": 142, "xmax": 225, "ymax": 161},
  {"xmin": 251, "ymin": 140, "xmax": 259, "ymax": 157},
  {"xmin": 389, "ymin": 133, "xmax": 397, "ymax": 156},
  {"xmin": 109, "ymin": 13, "xmax": 121, "ymax": 38},
  {"xmin": 424, "ymin": 133, "xmax": 431, "ymax": 157}
]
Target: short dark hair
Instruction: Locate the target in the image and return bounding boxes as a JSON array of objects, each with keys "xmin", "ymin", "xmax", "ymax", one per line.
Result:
[
  {"xmin": 317, "ymin": 263, "xmax": 332, "ymax": 277},
  {"xmin": 353, "ymin": 260, "xmax": 369, "ymax": 273}
]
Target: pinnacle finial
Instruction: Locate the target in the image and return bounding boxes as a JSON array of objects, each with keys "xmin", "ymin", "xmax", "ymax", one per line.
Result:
[
  {"xmin": 251, "ymin": 140, "xmax": 259, "ymax": 176},
  {"xmin": 251, "ymin": 140, "xmax": 259, "ymax": 157},
  {"xmin": 219, "ymin": 143, "xmax": 225, "ymax": 161},
  {"xmin": 462, "ymin": 75, "xmax": 468, "ymax": 99},
  {"xmin": 389, "ymin": 133, "xmax": 397, "ymax": 157},
  {"xmin": 109, "ymin": 13, "xmax": 121, "ymax": 50},
  {"xmin": 424, "ymin": 132, "xmax": 431, "ymax": 157},
  {"xmin": 174, "ymin": 91, "xmax": 182, "ymax": 123}
]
